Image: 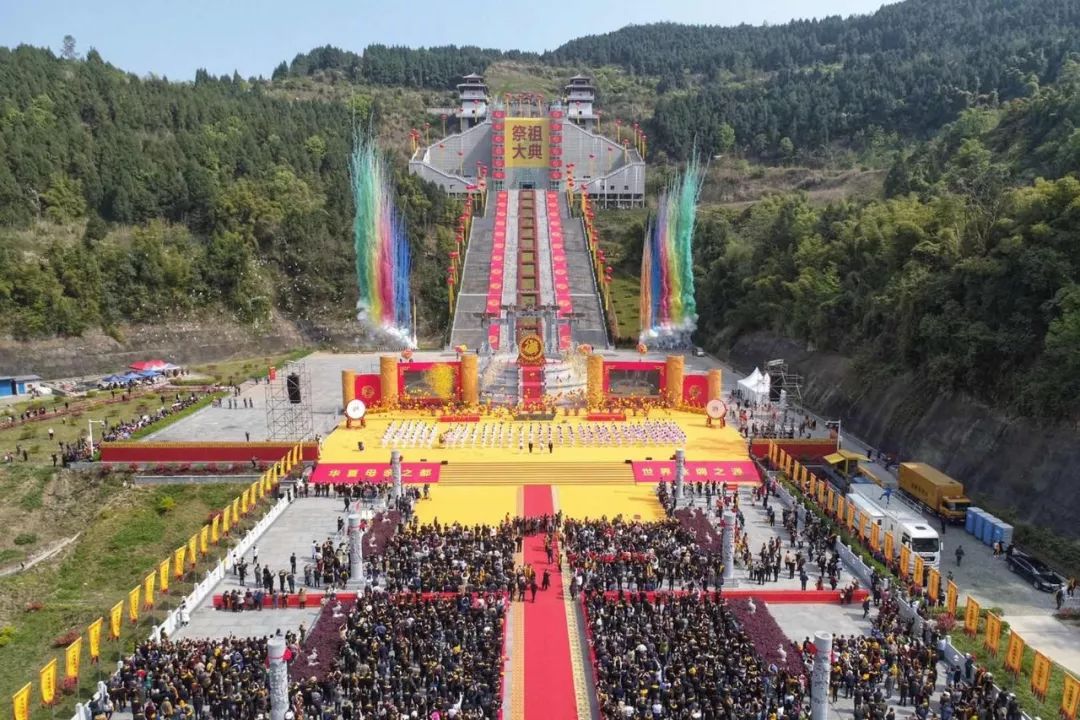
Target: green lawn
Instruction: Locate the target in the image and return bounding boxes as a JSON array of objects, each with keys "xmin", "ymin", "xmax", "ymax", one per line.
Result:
[
  {"xmin": 188, "ymin": 348, "xmax": 310, "ymax": 386},
  {"xmin": 0, "ymin": 479, "xmax": 276, "ymax": 720},
  {"xmin": 949, "ymin": 609, "xmax": 1067, "ymax": 720}
]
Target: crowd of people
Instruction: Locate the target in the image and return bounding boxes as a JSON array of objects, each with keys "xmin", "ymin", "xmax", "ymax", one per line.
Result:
[
  {"xmin": 380, "ymin": 418, "xmax": 689, "ymax": 451},
  {"xmin": 371, "ymin": 520, "xmax": 520, "ymax": 593},
  {"xmin": 563, "ymin": 517, "xmax": 723, "ymax": 592},
  {"xmin": 102, "ymin": 392, "xmax": 208, "ymax": 441},
  {"xmin": 587, "ymin": 592, "xmax": 805, "ymax": 719},
  {"xmin": 104, "ymin": 592, "xmax": 506, "ymax": 720}
]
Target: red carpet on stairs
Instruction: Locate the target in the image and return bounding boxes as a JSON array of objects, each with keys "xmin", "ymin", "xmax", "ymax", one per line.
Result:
[{"xmin": 521, "ymin": 485, "xmax": 578, "ymax": 720}]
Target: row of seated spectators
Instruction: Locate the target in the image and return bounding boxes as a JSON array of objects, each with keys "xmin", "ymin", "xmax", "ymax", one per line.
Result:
[
  {"xmin": 102, "ymin": 392, "xmax": 207, "ymax": 441},
  {"xmin": 105, "ymin": 593, "xmax": 505, "ymax": 720},
  {"xmin": 563, "ymin": 517, "xmax": 724, "ymax": 592}
]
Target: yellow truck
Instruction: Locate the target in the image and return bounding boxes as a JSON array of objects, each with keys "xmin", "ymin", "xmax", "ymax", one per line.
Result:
[{"xmin": 898, "ymin": 462, "xmax": 971, "ymax": 524}]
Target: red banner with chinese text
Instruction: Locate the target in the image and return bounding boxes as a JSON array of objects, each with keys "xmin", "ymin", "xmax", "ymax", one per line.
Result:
[
  {"xmin": 309, "ymin": 463, "xmax": 440, "ymax": 484},
  {"xmin": 631, "ymin": 460, "xmax": 759, "ymax": 484}
]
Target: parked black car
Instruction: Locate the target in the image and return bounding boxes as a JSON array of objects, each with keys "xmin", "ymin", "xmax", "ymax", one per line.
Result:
[{"xmin": 1006, "ymin": 551, "xmax": 1066, "ymax": 592}]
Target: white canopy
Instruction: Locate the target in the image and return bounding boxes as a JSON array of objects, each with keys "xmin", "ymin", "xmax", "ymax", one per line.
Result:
[{"xmin": 738, "ymin": 367, "xmax": 771, "ymax": 402}]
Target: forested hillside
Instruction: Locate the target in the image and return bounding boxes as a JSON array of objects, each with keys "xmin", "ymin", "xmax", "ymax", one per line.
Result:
[
  {"xmin": 548, "ymin": 0, "xmax": 1080, "ymax": 159},
  {"xmin": 680, "ymin": 63, "xmax": 1080, "ymax": 421},
  {"xmin": 0, "ymin": 46, "xmax": 456, "ymax": 340}
]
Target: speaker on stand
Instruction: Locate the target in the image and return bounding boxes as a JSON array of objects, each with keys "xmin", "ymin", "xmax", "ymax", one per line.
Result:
[{"xmin": 287, "ymin": 373, "xmax": 302, "ymax": 404}]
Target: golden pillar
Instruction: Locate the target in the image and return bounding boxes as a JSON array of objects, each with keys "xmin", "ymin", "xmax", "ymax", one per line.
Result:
[
  {"xmin": 707, "ymin": 368, "xmax": 723, "ymax": 402},
  {"xmin": 586, "ymin": 354, "xmax": 605, "ymax": 408},
  {"xmin": 341, "ymin": 370, "xmax": 356, "ymax": 409},
  {"xmin": 665, "ymin": 355, "xmax": 685, "ymax": 407},
  {"xmin": 460, "ymin": 353, "xmax": 479, "ymax": 406},
  {"xmin": 379, "ymin": 356, "xmax": 399, "ymax": 407}
]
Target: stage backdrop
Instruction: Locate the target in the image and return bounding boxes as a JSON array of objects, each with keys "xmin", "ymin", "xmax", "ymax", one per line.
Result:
[
  {"xmin": 602, "ymin": 360, "xmax": 666, "ymax": 399},
  {"xmin": 398, "ymin": 361, "xmax": 462, "ymax": 403}
]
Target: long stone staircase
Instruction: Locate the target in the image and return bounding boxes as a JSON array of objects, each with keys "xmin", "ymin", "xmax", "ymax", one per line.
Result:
[
  {"xmin": 440, "ymin": 461, "xmax": 633, "ymax": 485},
  {"xmin": 557, "ymin": 194, "xmax": 609, "ymax": 348},
  {"xmin": 449, "ymin": 206, "xmax": 497, "ymax": 350}
]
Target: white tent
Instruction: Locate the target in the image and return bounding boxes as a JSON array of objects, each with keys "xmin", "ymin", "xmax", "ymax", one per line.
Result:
[{"xmin": 738, "ymin": 367, "xmax": 771, "ymax": 403}]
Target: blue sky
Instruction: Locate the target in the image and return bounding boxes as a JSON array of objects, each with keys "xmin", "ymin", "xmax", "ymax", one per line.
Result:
[{"xmin": 1, "ymin": 0, "xmax": 893, "ymax": 80}]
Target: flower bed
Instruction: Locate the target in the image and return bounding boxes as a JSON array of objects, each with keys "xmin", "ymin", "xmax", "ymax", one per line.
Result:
[
  {"xmin": 300, "ymin": 601, "xmax": 351, "ymax": 680},
  {"xmin": 673, "ymin": 507, "xmax": 723, "ymax": 552},
  {"xmin": 727, "ymin": 597, "xmax": 806, "ymax": 677},
  {"xmin": 365, "ymin": 510, "xmax": 401, "ymax": 557}
]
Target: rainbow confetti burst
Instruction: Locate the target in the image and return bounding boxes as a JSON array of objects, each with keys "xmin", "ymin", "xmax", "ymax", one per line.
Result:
[
  {"xmin": 350, "ymin": 127, "xmax": 412, "ymax": 343},
  {"xmin": 640, "ymin": 154, "xmax": 704, "ymax": 340}
]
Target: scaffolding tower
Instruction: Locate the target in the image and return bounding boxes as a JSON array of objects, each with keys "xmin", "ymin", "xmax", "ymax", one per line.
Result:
[
  {"xmin": 264, "ymin": 362, "xmax": 314, "ymax": 441},
  {"xmin": 765, "ymin": 358, "xmax": 804, "ymax": 409}
]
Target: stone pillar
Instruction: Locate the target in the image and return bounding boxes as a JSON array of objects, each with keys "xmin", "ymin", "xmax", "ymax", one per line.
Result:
[
  {"xmin": 796, "ymin": 504, "xmax": 806, "ymax": 531},
  {"xmin": 674, "ymin": 448, "xmax": 686, "ymax": 499},
  {"xmin": 665, "ymin": 355, "xmax": 685, "ymax": 407},
  {"xmin": 586, "ymin": 354, "xmax": 604, "ymax": 408},
  {"xmin": 341, "ymin": 369, "xmax": 356, "ymax": 411},
  {"xmin": 721, "ymin": 509, "xmax": 736, "ymax": 584},
  {"xmin": 811, "ymin": 632, "xmax": 833, "ymax": 720},
  {"xmin": 348, "ymin": 514, "xmax": 365, "ymax": 588},
  {"xmin": 268, "ymin": 636, "xmax": 289, "ymax": 720},
  {"xmin": 707, "ymin": 368, "xmax": 723, "ymax": 402},
  {"xmin": 460, "ymin": 354, "xmax": 479, "ymax": 406},
  {"xmin": 391, "ymin": 449, "xmax": 403, "ymax": 499},
  {"xmin": 379, "ymin": 356, "xmax": 399, "ymax": 407}
]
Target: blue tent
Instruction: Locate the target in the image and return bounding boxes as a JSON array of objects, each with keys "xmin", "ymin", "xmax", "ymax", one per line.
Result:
[
  {"xmin": 137, "ymin": 369, "xmax": 161, "ymax": 378},
  {"xmin": 101, "ymin": 374, "xmax": 126, "ymax": 384},
  {"xmin": 122, "ymin": 372, "xmax": 142, "ymax": 382}
]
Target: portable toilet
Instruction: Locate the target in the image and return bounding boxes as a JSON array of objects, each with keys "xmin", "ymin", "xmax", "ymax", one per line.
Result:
[
  {"xmin": 980, "ymin": 512, "xmax": 997, "ymax": 546},
  {"xmin": 971, "ymin": 509, "xmax": 986, "ymax": 541},
  {"xmin": 965, "ymin": 507, "xmax": 980, "ymax": 535},
  {"xmin": 993, "ymin": 521, "xmax": 1014, "ymax": 548}
]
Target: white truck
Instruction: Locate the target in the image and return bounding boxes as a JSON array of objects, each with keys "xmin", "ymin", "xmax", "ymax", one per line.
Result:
[{"xmin": 848, "ymin": 484, "xmax": 942, "ymax": 569}]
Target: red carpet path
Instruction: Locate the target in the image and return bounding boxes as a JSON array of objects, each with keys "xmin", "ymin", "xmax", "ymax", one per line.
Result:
[{"xmin": 521, "ymin": 485, "xmax": 578, "ymax": 719}]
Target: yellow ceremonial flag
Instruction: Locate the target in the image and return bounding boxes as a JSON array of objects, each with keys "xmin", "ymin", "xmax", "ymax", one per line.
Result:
[
  {"xmin": 159, "ymin": 558, "xmax": 170, "ymax": 594},
  {"xmin": 128, "ymin": 586, "xmax": 140, "ymax": 624},
  {"xmin": 212, "ymin": 514, "xmax": 221, "ymax": 544},
  {"xmin": 884, "ymin": 532, "xmax": 894, "ymax": 561},
  {"xmin": 240, "ymin": 489, "xmax": 249, "ymax": 514},
  {"xmin": 143, "ymin": 572, "xmax": 155, "ymax": 608},
  {"xmin": 870, "ymin": 523, "xmax": 881, "ymax": 551},
  {"xmin": 222, "ymin": 506, "xmax": 232, "ymax": 535},
  {"xmin": 64, "ymin": 636, "xmax": 81, "ymax": 680},
  {"xmin": 899, "ymin": 544, "xmax": 911, "ymax": 578},
  {"xmin": 984, "ymin": 611, "xmax": 1003, "ymax": 655},
  {"xmin": 927, "ymin": 567, "xmax": 941, "ymax": 603},
  {"xmin": 913, "ymin": 553, "xmax": 925, "ymax": 587},
  {"xmin": 174, "ymin": 546, "xmax": 186, "ymax": 577},
  {"xmin": 846, "ymin": 500, "xmax": 856, "ymax": 529},
  {"xmin": 817, "ymin": 480, "xmax": 826, "ymax": 504},
  {"xmin": 1004, "ymin": 631, "xmax": 1025, "ymax": 672},
  {"xmin": 87, "ymin": 618, "xmax": 103, "ymax": 662},
  {"xmin": 1032, "ymin": 651, "xmax": 1052, "ymax": 698},
  {"xmin": 200, "ymin": 525, "xmax": 209, "ymax": 555},
  {"xmin": 109, "ymin": 601, "xmax": 123, "ymax": 639},
  {"xmin": 809, "ymin": 476, "xmax": 818, "ymax": 497},
  {"xmin": 188, "ymin": 533, "xmax": 198, "ymax": 566},
  {"xmin": 946, "ymin": 579, "xmax": 959, "ymax": 616},
  {"xmin": 826, "ymin": 487, "xmax": 836, "ymax": 514},
  {"xmin": 40, "ymin": 659, "xmax": 57, "ymax": 705},
  {"xmin": 964, "ymin": 596, "xmax": 981, "ymax": 636},
  {"xmin": 1062, "ymin": 673, "xmax": 1080, "ymax": 720},
  {"xmin": 768, "ymin": 441, "xmax": 777, "ymax": 462},
  {"xmin": 231, "ymin": 496, "xmax": 240, "ymax": 522},
  {"xmin": 12, "ymin": 683, "xmax": 31, "ymax": 720}
]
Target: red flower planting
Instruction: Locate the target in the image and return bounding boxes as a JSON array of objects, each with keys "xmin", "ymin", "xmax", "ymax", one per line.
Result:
[{"xmin": 727, "ymin": 597, "xmax": 806, "ymax": 677}]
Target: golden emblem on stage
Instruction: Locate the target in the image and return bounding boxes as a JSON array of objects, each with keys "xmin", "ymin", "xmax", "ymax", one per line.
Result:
[{"xmin": 518, "ymin": 335, "xmax": 544, "ymax": 365}]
